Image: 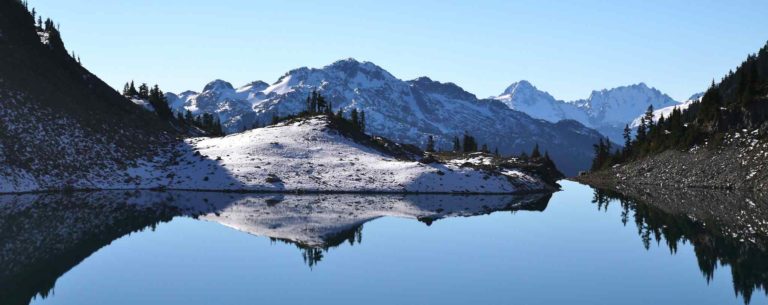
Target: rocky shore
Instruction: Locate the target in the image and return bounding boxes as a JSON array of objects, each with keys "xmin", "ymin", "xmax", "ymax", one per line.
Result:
[{"xmin": 574, "ymin": 129, "xmax": 768, "ymax": 191}]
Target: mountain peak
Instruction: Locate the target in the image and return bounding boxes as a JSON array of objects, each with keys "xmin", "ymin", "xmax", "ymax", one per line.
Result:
[
  {"xmin": 501, "ymin": 80, "xmax": 538, "ymax": 96},
  {"xmin": 687, "ymin": 92, "xmax": 705, "ymax": 101},
  {"xmin": 203, "ymin": 79, "xmax": 234, "ymax": 92},
  {"xmin": 408, "ymin": 77, "xmax": 477, "ymax": 100},
  {"xmin": 239, "ymin": 81, "xmax": 269, "ymax": 92},
  {"xmin": 325, "ymin": 57, "xmax": 383, "ymax": 73}
]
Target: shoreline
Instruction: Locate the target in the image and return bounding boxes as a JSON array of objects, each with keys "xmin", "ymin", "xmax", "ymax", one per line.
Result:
[{"xmin": 0, "ymin": 186, "xmax": 559, "ymax": 197}]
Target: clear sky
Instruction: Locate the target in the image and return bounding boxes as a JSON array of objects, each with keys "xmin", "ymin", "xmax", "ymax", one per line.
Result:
[{"xmin": 27, "ymin": 0, "xmax": 768, "ymax": 101}]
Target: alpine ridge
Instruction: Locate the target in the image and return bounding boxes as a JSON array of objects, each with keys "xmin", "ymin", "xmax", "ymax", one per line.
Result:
[
  {"xmin": 167, "ymin": 59, "xmax": 608, "ymax": 175},
  {"xmin": 494, "ymin": 81, "xmax": 682, "ymax": 143}
]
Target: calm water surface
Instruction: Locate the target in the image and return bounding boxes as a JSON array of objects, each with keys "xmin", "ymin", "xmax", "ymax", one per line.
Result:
[{"xmin": 1, "ymin": 181, "xmax": 766, "ymax": 305}]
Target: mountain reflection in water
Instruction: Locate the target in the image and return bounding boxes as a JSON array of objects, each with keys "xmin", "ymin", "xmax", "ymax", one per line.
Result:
[
  {"xmin": 0, "ymin": 191, "xmax": 550, "ymax": 304},
  {"xmin": 0, "ymin": 185, "xmax": 766, "ymax": 305}
]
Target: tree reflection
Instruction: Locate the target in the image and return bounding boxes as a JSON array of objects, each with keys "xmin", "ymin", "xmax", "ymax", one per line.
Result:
[
  {"xmin": 0, "ymin": 193, "xmax": 181, "ymax": 305},
  {"xmin": 592, "ymin": 187, "xmax": 768, "ymax": 304},
  {"xmin": 0, "ymin": 191, "xmax": 553, "ymax": 304}
]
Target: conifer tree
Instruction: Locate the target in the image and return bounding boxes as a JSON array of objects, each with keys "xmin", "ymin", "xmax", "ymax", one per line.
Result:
[
  {"xmin": 425, "ymin": 135, "xmax": 435, "ymax": 152},
  {"xmin": 129, "ymin": 81, "xmax": 138, "ymax": 96},
  {"xmin": 360, "ymin": 111, "xmax": 366, "ymax": 133},
  {"xmin": 453, "ymin": 136, "xmax": 461, "ymax": 152},
  {"xmin": 184, "ymin": 110, "xmax": 194, "ymax": 122},
  {"xmin": 643, "ymin": 105, "xmax": 655, "ymax": 135},
  {"xmin": 138, "ymin": 83, "xmax": 149, "ymax": 99},
  {"xmin": 622, "ymin": 124, "xmax": 632, "ymax": 155},
  {"xmin": 636, "ymin": 117, "xmax": 647, "ymax": 142},
  {"xmin": 350, "ymin": 109, "xmax": 359, "ymax": 130},
  {"xmin": 147, "ymin": 84, "xmax": 172, "ymax": 119},
  {"xmin": 462, "ymin": 133, "xmax": 477, "ymax": 153},
  {"xmin": 531, "ymin": 143, "xmax": 541, "ymax": 158}
]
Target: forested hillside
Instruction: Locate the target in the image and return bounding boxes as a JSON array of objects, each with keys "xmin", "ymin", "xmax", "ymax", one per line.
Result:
[{"xmin": 591, "ymin": 41, "xmax": 768, "ymax": 171}]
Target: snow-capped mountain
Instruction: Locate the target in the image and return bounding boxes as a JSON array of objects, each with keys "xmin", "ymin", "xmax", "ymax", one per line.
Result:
[
  {"xmin": 494, "ymin": 81, "xmax": 681, "ymax": 143},
  {"xmin": 630, "ymin": 93, "xmax": 703, "ymax": 128},
  {"xmin": 167, "ymin": 59, "xmax": 607, "ymax": 175}
]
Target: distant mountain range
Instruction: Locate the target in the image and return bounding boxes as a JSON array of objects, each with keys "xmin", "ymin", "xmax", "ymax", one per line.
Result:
[
  {"xmin": 493, "ymin": 81, "xmax": 684, "ymax": 143},
  {"xmin": 166, "ymin": 59, "xmax": 609, "ymax": 175}
]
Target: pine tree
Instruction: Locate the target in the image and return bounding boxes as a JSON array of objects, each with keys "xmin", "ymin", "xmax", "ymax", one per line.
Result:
[
  {"xmin": 360, "ymin": 111, "xmax": 366, "ymax": 133},
  {"xmin": 425, "ymin": 135, "xmax": 435, "ymax": 152},
  {"xmin": 138, "ymin": 83, "xmax": 149, "ymax": 99},
  {"xmin": 350, "ymin": 109, "xmax": 359, "ymax": 130},
  {"xmin": 622, "ymin": 124, "xmax": 632, "ymax": 155},
  {"xmin": 643, "ymin": 105, "xmax": 655, "ymax": 135},
  {"xmin": 317, "ymin": 94, "xmax": 327, "ymax": 113},
  {"xmin": 531, "ymin": 143, "xmax": 541, "ymax": 158},
  {"xmin": 636, "ymin": 117, "xmax": 647, "ymax": 142},
  {"xmin": 147, "ymin": 84, "xmax": 172, "ymax": 119},
  {"xmin": 462, "ymin": 133, "xmax": 477, "ymax": 153},
  {"xmin": 184, "ymin": 110, "xmax": 194, "ymax": 122},
  {"xmin": 122, "ymin": 82, "xmax": 130, "ymax": 96},
  {"xmin": 481, "ymin": 144, "xmax": 489, "ymax": 153},
  {"xmin": 452, "ymin": 136, "xmax": 461, "ymax": 152},
  {"xmin": 128, "ymin": 81, "xmax": 138, "ymax": 96}
]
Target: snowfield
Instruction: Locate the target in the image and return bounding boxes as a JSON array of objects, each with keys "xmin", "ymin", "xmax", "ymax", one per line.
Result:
[
  {"xmin": 186, "ymin": 193, "xmax": 551, "ymax": 247},
  {"xmin": 156, "ymin": 117, "xmax": 551, "ymax": 193},
  {"xmin": 0, "ymin": 116, "xmax": 553, "ymax": 194},
  {"xmin": 494, "ymin": 81, "xmax": 684, "ymax": 143}
]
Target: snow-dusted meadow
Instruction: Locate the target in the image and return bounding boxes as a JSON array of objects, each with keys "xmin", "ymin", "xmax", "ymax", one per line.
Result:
[
  {"xmin": 156, "ymin": 117, "xmax": 551, "ymax": 193},
  {"xmin": 0, "ymin": 116, "xmax": 553, "ymax": 194}
]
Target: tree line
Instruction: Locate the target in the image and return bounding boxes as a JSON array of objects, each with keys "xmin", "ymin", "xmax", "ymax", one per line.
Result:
[
  {"xmin": 266, "ymin": 91, "xmax": 367, "ymax": 134},
  {"xmin": 122, "ymin": 81, "xmax": 224, "ymax": 136},
  {"xmin": 591, "ymin": 41, "xmax": 768, "ymax": 171},
  {"xmin": 17, "ymin": 0, "xmax": 80, "ymax": 65}
]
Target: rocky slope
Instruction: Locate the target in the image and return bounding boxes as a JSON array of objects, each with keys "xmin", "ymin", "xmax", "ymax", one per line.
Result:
[
  {"xmin": 166, "ymin": 60, "xmax": 608, "ymax": 176},
  {"xmin": 0, "ymin": 1, "xmax": 178, "ymax": 192},
  {"xmin": 575, "ymin": 128, "xmax": 768, "ymax": 191},
  {"xmin": 494, "ymin": 81, "xmax": 681, "ymax": 143}
]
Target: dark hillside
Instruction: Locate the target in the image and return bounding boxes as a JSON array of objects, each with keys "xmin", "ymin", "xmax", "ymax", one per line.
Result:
[{"xmin": 0, "ymin": 0, "xmax": 179, "ymax": 191}]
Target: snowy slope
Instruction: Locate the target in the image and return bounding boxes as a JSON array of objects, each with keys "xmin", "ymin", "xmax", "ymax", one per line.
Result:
[
  {"xmin": 191, "ymin": 193, "xmax": 550, "ymax": 247},
  {"xmin": 0, "ymin": 116, "xmax": 554, "ymax": 194},
  {"xmin": 167, "ymin": 59, "xmax": 607, "ymax": 175},
  {"xmin": 158, "ymin": 117, "xmax": 551, "ymax": 193},
  {"xmin": 630, "ymin": 93, "xmax": 703, "ymax": 127},
  {"xmin": 494, "ymin": 81, "xmax": 681, "ymax": 143}
]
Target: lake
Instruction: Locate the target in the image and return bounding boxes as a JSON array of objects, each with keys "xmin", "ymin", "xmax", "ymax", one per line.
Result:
[{"xmin": 1, "ymin": 181, "xmax": 766, "ymax": 305}]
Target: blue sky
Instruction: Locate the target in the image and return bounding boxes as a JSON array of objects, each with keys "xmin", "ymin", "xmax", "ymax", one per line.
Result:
[{"xmin": 28, "ymin": 0, "xmax": 768, "ymax": 101}]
